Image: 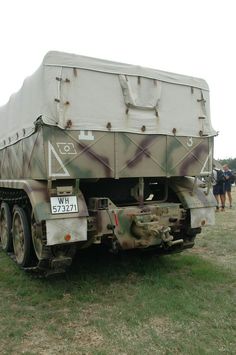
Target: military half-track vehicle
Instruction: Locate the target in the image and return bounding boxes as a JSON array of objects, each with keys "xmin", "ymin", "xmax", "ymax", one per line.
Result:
[{"xmin": 0, "ymin": 51, "xmax": 216, "ymax": 275}]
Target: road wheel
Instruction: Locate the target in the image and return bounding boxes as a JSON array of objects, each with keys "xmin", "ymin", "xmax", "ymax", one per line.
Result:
[
  {"xmin": 31, "ymin": 218, "xmax": 48, "ymax": 260},
  {"xmin": 0, "ymin": 202, "xmax": 13, "ymax": 252},
  {"xmin": 12, "ymin": 207, "xmax": 32, "ymax": 266}
]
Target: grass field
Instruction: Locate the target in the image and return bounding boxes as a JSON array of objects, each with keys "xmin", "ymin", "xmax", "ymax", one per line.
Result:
[{"xmin": 0, "ymin": 189, "xmax": 235, "ymax": 354}]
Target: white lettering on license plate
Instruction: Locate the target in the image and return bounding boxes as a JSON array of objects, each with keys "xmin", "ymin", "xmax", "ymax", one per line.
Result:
[{"xmin": 50, "ymin": 196, "xmax": 78, "ymax": 214}]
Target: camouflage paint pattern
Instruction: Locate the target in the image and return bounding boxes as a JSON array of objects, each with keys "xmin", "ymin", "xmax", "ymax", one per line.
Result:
[
  {"xmin": 0, "ymin": 124, "xmax": 213, "ymax": 180},
  {"xmin": 0, "ymin": 121, "xmax": 215, "ymax": 250},
  {"xmin": 101, "ymin": 202, "xmax": 184, "ymax": 250}
]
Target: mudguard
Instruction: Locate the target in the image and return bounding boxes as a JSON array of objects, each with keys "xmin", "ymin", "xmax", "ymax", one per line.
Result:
[{"xmin": 169, "ymin": 177, "xmax": 215, "ymax": 228}]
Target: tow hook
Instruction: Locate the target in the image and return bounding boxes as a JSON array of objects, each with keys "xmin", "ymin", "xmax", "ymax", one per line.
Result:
[
  {"xmin": 162, "ymin": 227, "xmax": 173, "ymax": 243},
  {"xmin": 161, "ymin": 227, "xmax": 183, "ymax": 246}
]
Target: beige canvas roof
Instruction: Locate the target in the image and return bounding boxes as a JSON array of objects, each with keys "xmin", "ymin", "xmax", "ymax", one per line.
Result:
[
  {"xmin": 44, "ymin": 51, "xmax": 209, "ymax": 89},
  {"xmin": 0, "ymin": 51, "xmax": 216, "ymax": 149}
]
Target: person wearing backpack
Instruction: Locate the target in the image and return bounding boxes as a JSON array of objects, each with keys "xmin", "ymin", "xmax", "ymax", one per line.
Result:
[
  {"xmin": 223, "ymin": 164, "xmax": 233, "ymax": 208},
  {"xmin": 212, "ymin": 165, "xmax": 226, "ymax": 211}
]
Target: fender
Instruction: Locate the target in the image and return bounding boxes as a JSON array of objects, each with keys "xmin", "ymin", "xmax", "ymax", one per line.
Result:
[
  {"xmin": 0, "ymin": 179, "xmax": 88, "ymax": 223},
  {"xmin": 169, "ymin": 176, "xmax": 215, "ymax": 228}
]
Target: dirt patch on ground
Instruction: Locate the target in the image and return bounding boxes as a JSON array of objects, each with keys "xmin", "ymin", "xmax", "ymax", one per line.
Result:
[
  {"xmin": 189, "ymin": 246, "xmax": 209, "ymax": 255},
  {"xmin": 19, "ymin": 325, "xmax": 104, "ymax": 354},
  {"xmin": 148, "ymin": 316, "xmax": 177, "ymax": 336}
]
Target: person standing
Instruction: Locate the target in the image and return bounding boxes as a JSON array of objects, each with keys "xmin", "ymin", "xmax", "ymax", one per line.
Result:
[
  {"xmin": 223, "ymin": 164, "xmax": 233, "ymax": 208},
  {"xmin": 212, "ymin": 166, "xmax": 225, "ymax": 211}
]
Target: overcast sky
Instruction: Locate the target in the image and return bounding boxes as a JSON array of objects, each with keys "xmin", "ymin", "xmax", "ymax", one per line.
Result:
[{"xmin": 0, "ymin": 0, "xmax": 235, "ymax": 159}]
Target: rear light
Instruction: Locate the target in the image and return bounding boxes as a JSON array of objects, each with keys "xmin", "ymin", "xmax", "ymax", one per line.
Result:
[{"xmin": 64, "ymin": 234, "xmax": 71, "ymax": 241}]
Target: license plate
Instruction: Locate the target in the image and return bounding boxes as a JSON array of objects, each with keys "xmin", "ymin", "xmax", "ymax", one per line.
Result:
[{"xmin": 50, "ymin": 196, "xmax": 78, "ymax": 214}]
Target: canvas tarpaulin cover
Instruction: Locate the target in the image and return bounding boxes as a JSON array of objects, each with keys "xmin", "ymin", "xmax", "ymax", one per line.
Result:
[{"xmin": 0, "ymin": 51, "xmax": 216, "ymax": 149}]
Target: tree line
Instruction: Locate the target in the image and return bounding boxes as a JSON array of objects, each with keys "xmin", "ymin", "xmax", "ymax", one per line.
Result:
[{"xmin": 217, "ymin": 158, "xmax": 236, "ymax": 170}]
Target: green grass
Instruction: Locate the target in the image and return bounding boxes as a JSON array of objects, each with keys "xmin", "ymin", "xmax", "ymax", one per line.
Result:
[{"xmin": 0, "ymin": 189, "xmax": 236, "ymax": 354}]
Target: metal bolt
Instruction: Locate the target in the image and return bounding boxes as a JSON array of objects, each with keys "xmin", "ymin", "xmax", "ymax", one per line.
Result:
[
  {"xmin": 65, "ymin": 120, "xmax": 72, "ymax": 128},
  {"xmin": 106, "ymin": 122, "xmax": 112, "ymax": 130}
]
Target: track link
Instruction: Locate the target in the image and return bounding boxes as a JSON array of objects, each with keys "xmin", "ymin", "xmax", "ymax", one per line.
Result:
[{"xmin": 4, "ymin": 250, "xmax": 72, "ymax": 278}]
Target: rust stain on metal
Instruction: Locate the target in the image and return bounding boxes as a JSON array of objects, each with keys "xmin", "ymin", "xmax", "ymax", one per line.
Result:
[
  {"xmin": 106, "ymin": 122, "xmax": 112, "ymax": 130},
  {"xmin": 65, "ymin": 120, "xmax": 72, "ymax": 129}
]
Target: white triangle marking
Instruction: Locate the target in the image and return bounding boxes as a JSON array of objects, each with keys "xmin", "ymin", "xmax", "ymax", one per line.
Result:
[
  {"xmin": 200, "ymin": 148, "xmax": 212, "ymax": 174},
  {"xmin": 48, "ymin": 141, "xmax": 70, "ymax": 177}
]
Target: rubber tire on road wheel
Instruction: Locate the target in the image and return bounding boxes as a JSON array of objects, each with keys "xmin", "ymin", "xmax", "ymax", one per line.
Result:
[
  {"xmin": 0, "ymin": 202, "xmax": 13, "ymax": 252},
  {"xmin": 12, "ymin": 206, "xmax": 32, "ymax": 267}
]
